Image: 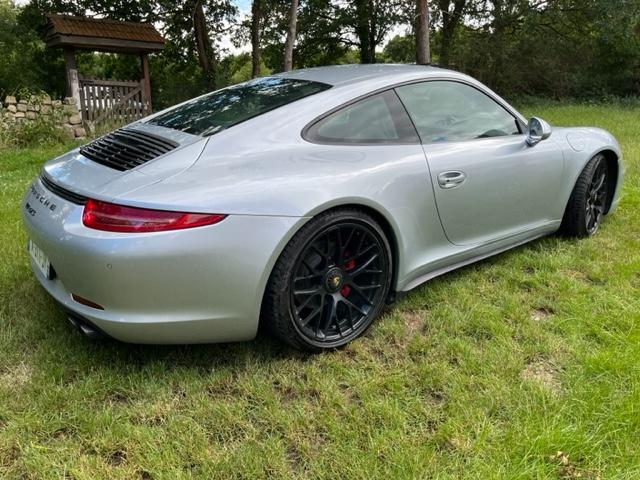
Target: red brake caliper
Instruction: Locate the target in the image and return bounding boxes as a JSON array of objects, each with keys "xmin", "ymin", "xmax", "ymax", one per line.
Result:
[{"xmin": 341, "ymin": 253, "xmax": 355, "ymax": 297}]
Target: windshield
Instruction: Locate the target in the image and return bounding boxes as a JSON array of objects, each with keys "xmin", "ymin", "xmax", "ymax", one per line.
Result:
[{"xmin": 147, "ymin": 77, "xmax": 331, "ymax": 136}]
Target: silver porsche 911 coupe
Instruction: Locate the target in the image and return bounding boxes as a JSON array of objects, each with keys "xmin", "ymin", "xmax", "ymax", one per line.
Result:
[{"xmin": 22, "ymin": 64, "xmax": 624, "ymax": 351}]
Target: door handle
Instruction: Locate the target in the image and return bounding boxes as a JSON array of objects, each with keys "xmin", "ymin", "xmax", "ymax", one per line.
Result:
[{"xmin": 437, "ymin": 171, "xmax": 467, "ymax": 189}]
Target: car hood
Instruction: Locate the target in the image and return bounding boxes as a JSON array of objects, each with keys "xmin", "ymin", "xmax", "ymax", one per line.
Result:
[{"xmin": 41, "ymin": 123, "xmax": 209, "ymax": 201}]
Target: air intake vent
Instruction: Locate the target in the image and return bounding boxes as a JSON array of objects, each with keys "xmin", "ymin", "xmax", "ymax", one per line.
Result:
[
  {"xmin": 40, "ymin": 174, "xmax": 88, "ymax": 205},
  {"xmin": 80, "ymin": 128, "xmax": 179, "ymax": 171}
]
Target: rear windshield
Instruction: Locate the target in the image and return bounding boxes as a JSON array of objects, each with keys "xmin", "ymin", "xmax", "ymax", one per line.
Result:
[{"xmin": 147, "ymin": 77, "xmax": 331, "ymax": 136}]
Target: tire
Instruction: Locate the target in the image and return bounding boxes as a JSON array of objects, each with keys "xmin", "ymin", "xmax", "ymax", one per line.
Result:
[
  {"xmin": 560, "ymin": 153, "xmax": 610, "ymax": 238},
  {"xmin": 263, "ymin": 208, "xmax": 393, "ymax": 352}
]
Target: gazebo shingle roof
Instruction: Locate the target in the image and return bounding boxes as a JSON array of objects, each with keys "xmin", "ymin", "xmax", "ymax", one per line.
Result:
[{"xmin": 45, "ymin": 14, "xmax": 164, "ymax": 53}]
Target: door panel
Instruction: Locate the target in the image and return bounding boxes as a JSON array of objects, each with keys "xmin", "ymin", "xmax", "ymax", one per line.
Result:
[
  {"xmin": 395, "ymin": 80, "xmax": 564, "ymax": 246},
  {"xmin": 423, "ymin": 136, "xmax": 564, "ymax": 245}
]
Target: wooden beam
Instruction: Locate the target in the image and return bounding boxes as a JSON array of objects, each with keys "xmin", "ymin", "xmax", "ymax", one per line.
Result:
[
  {"xmin": 140, "ymin": 54, "xmax": 152, "ymax": 114},
  {"xmin": 47, "ymin": 35, "xmax": 164, "ymax": 54},
  {"xmin": 79, "ymin": 77, "xmax": 140, "ymax": 87}
]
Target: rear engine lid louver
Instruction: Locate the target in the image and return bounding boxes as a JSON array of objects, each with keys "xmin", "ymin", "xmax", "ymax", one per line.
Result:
[{"xmin": 80, "ymin": 128, "xmax": 179, "ymax": 172}]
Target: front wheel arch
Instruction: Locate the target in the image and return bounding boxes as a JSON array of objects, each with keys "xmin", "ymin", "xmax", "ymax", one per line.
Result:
[
  {"xmin": 560, "ymin": 153, "xmax": 611, "ymax": 237},
  {"xmin": 598, "ymin": 149, "xmax": 619, "ymax": 214}
]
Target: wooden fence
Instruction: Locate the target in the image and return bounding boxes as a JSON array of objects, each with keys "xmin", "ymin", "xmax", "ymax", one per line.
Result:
[{"xmin": 78, "ymin": 76, "xmax": 150, "ymax": 132}]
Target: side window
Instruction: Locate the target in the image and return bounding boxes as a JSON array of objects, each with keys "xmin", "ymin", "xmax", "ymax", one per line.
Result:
[
  {"xmin": 395, "ymin": 81, "xmax": 521, "ymax": 144},
  {"xmin": 305, "ymin": 90, "xmax": 419, "ymax": 144}
]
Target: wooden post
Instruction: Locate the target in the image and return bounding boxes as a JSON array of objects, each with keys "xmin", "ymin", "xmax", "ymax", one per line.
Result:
[
  {"xmin": 63, "ymin": 47, "xmax": 77, "ymax": 97},
  {"xmin": 69, "ymin": 68, "xmax": 80, "ymax": 109},
  {"xmin": 140, "ymin": 53, "xmax": 152, "ymax": 114}
]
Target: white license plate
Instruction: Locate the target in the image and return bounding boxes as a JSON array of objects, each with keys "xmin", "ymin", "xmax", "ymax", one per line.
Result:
[{"xmin": 28, "ymin": 240, "xmax": 51, "ymax": 279}]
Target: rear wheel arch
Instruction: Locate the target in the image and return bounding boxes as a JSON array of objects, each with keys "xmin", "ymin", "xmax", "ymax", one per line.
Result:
[
  {"xmin": 258, "ymin": 203, "xmax": 402, "ymax": 336},
  {"xmin": 322, "ymin": 204, "xmax": 400, "ymax": 299}
]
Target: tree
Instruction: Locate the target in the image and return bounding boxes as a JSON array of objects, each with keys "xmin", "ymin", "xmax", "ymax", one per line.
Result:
[
  {"xmin": 193, "ymin": 0, "xmax": 215, "ymax": 87},
  {"xmin": 6, "ymin": 0, "xmax": 640, "ymax": 106},
  {"xmin": 354, "ymin": 0, "xmax": 375, "ymax": 63},
  {"xmin": 251, "ymin": 0, "xmax": 262, "ymax": 78},
  {"xmin": 382, "ymin": 34, "xmax": 414, "ymax": 63},
  {"xmin": 156, "ymin": 0, "xmax": 237, "ymax": 91},
  {"xmin": 415, "ymin": 0, "xmax": 430, "ymax": 64},
  {"xmin": 283, "ymin": 0, "xmax": 299, "ymax": 71},
  {"xmin": 436, "ymin": 0, "xmax": 466, "ymax": 67},
  {"xmin": 336, "ymin": 0, "xmax": 407, "ymax": 64},
  {"xmin": 259, "ymin": 0, "xmax": 349, "ymax": 71}
]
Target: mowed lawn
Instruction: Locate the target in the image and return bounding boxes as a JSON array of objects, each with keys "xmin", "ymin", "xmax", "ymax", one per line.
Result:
[{"xmin": 1, "ymin": 103, "xmax": 639, "ymax": 480}]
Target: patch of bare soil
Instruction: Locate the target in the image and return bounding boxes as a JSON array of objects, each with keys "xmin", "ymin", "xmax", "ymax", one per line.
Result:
[
  {"xmin": 522, "ymin": 359, "xmax": 561, "ymax": 394},
  {"xmin": 549, "ymin": 451, "xmax": 601, "ymax": 479},
  {"xmin": 403, "ymin": 310, "xmax": 427, "ymax": 334},
  {"xmin": 106, "ymin": 449, "xmax": 128, "ymax": 466},
  {"xmin": 531, "ymin": 306, "xmax": 555, "ymax": 322}
]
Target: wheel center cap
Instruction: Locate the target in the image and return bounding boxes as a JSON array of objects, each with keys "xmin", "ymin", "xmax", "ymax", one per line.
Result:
[{"xmin": 324, "ymin": 268, "xmax": 344, "ymax": 293}]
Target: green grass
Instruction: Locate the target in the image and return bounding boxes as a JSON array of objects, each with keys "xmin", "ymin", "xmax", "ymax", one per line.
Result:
[{"xmin": 1, "ymin": 104, "xmax": 639, "ymax": 479}]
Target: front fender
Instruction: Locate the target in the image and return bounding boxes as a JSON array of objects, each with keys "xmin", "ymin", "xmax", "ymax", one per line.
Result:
[{"xmin": 553, "ymin": 127, "xmax": 624, "ymax": 214}]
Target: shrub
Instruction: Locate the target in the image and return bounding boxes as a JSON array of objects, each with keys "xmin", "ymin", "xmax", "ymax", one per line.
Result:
[
  {"xmin": 0, "ymin": 114, "xmax": 71, "ymax": 149},
  {"xmin": 1, "ymin": 88, "xmax": 80, "ymax": 149}
]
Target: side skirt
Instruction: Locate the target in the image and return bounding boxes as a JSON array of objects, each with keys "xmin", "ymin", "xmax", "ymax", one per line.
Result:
[{"xmin": 400, "ymin": 221, "xmax": 560, "ymax": 292}]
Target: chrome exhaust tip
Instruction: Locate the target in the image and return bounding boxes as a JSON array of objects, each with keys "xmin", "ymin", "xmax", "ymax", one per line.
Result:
[{"xmin": 67, "ymin": 314, "xmax": 105, "ymax": 340}]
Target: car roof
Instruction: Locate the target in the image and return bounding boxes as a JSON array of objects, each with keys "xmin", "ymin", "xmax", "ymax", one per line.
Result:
[
  {"xmin": 272, "ymin": 63, "xmax": 527, "ymax": 131},
  {"xmin": 275, "ymin": 63, "xmax": 459, "ymax": 87}
]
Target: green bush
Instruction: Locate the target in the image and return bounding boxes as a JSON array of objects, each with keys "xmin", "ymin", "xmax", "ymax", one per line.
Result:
[
  {"xmin": 0, "ymin": 115, "xmax": 71, "ymax": 149},
  {"xmin": 1, "ymin": 89, "xmax": 74, "ymax": 149}
]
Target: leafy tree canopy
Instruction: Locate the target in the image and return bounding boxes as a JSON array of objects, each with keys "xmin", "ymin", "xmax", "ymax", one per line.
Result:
[{"xmin": 0, "ymin": 0, "xmax": 638, "ymax": 107}]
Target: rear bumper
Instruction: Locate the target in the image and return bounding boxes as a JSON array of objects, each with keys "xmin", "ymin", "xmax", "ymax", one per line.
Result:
[{"xmin": 22, "ymin": 176, "xmax": 304, "ymax": 344}]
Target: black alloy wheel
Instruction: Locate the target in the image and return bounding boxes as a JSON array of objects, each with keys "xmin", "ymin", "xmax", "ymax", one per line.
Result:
[
  {"xmin": 290, "ymin": 221, "xmax": 388, "ymax": 344},
  {"xmin": 264, "ymin": 209, "xmax": 392, "ymax": 351},
  {"xmin": 561, "ymin": 153, "xmax": 611, "ymax": 238},
  {"xmin": 585, "ymin": 158, "xmax": 608, "ymax": 235}
]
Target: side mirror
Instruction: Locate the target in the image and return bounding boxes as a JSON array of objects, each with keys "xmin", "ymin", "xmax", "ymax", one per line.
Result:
[{"xmin": 526, "ymin": 117, "xmax": 552, "ymax": 146}]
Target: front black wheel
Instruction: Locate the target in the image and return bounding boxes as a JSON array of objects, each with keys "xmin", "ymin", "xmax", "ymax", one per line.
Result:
[
  {"xmin": 560, "ymin": 154, "xmax": 609, "ymax": 238},
  {"xmin": 263, "ymin": 208, "xmax": 392, "ymax": 352}
]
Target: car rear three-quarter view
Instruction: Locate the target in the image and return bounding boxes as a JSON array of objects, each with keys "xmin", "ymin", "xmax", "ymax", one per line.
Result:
[{"xmin": 22, "ymin": 64, "xmax": 624, "ymax": 351}]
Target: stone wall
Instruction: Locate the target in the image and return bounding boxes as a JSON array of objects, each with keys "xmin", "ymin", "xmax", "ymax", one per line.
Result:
[{"xmin": 2, "ymin": 94, "xmax": 87, "ymax": 139}]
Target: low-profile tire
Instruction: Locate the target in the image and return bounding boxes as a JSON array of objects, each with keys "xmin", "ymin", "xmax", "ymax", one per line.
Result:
[
  {"xmin": 263, "ymin": 208, "xmax": 393, "ymax": 352},
  {"xmin": 560, "ymin": 153, "xmax": 610, "ymax": 238}
]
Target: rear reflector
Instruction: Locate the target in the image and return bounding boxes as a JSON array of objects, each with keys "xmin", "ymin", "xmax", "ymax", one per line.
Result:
[
  {"xmin": 82, "ymin": 199, "xmax": 227, "ymax": 233},
  {"xmin": 71, "ymin": 294, "xmax": 105, "ymax": 310}
]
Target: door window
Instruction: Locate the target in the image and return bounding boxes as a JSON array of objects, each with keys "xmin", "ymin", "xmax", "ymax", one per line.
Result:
[{"xmin": 395, "ymin": 81, "xmax": 521, "ymax": 144}]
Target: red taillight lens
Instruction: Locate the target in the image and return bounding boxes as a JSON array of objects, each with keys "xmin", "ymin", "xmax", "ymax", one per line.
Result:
[{"xmin": 82, "ymin": 199, "xmax": 227, "ymax": 233}]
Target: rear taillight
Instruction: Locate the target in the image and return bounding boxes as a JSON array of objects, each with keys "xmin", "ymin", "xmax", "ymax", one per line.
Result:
[{"xmin": 82, "ymin": 199, "xmax": 226, "ymax": 233}]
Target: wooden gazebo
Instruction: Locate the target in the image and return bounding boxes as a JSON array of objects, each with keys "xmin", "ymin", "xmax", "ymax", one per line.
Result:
[{"xmin": 45, "ymin": 14, "xmax": 165, "ymax": 128}]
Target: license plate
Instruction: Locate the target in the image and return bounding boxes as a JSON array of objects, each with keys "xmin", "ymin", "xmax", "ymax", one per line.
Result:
[{"xmin": 28, "ymin": 240, "xmax": 51, "ymax": 279}]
